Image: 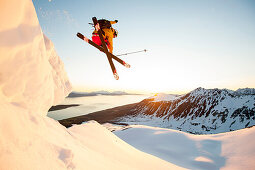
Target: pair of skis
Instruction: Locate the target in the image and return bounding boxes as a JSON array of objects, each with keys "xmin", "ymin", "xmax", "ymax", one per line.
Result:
[{"xmin": 77, "ymin": 17, "xmax": 130, "ymax": 80}]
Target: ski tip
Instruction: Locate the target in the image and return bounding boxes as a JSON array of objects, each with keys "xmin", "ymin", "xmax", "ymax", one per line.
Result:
[
  {"xmin": 124, "ymin": 63, "xmax": 131, "ymax": 68},
  {"xmin": 77, "ymin": 32, "xmax": 84, "ymax": 39},
  {"xmin": 114, "ymin": 73, "xmax": 119, "ymax": 80},
  {"xmin": 123, "ymin": 61, "xmax": 131, "ymax": 68}
]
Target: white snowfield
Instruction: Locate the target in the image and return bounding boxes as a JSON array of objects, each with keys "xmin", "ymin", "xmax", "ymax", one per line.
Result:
[
  {"xmin": 0, "ymin": 0, "xmax": 184, "ymax": 169},
  {"xmin": 113, "ymin": 124, "xmax": 255, "ymax": 170},
  {"xmin": 148, "ymin": 93, "xmax": 181, "ymax": 102}
]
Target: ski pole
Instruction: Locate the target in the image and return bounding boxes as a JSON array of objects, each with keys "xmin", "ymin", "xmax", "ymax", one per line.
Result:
[{"xmin": 116, "ymin": 49, "xmax": 147, "ymax": 57}]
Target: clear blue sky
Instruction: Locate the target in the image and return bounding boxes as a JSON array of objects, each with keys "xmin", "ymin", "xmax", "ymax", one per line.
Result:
[{"xmin": 33, "ymin": 0, "xmax": 255, "ymax": 94}]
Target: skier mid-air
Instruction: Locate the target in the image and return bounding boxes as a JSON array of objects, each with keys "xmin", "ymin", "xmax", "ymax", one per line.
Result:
[{"xmin": 77, "ymin": 17, "xmax": 145, "ymax": 80}]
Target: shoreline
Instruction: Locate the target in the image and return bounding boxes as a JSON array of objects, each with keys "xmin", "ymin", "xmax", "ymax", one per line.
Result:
[
  {"xmin": 58, "ymin": 103, "xmax": 138, "ymax": 128},
  {"xmin": 49, "ymin": 104, "xmax": 80, "ymax": 112}
]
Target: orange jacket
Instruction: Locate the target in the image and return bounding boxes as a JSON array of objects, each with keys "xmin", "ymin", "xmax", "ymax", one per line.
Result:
[{"xmin": 93, "ymin": 20, "xmax": 117, "ymax": 53}]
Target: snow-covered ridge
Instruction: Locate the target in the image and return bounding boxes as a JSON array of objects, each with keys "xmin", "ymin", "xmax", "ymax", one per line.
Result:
[
  {"xmin": 119, "ymin": 87, "xmax": 255, "ymax": 134},
  {"xmin": 234, "ymin": 88, "xmax": 255, "ymax": 95},
  {"xmin": 148, "ymin": 93, "xmax": 181, "ymax": 102},
  {"xmin": 190, "ymin": 87, "xmax": 255, "ymax": 96},
  {"xmin": 0, "ymin": 0, "xmax": 71, "ymax": 115},
  {"xmin": 148, "ymin": 87, "xmax": 255, "ymax": 103}
]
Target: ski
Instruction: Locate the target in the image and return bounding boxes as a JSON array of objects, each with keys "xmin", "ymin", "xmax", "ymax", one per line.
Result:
[{"xmin": 77, "ymin": 32, "xmax": 130, "ymax": 68}]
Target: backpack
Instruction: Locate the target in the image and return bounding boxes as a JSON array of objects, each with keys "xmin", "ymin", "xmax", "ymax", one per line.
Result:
[{"xmin": 98, "ymin": 19, "xmax": 112, "ymax": 29}]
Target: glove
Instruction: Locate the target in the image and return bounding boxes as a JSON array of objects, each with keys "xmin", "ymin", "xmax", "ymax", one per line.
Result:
[{"xmin": 115, "ymin": 20, "xmax": 118, "ymax": 23}]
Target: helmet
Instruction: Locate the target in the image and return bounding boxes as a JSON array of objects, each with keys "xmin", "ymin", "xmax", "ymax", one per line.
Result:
[{"xmin": 114, "ymin": 29, "xmax": 118, "ymax": 38}]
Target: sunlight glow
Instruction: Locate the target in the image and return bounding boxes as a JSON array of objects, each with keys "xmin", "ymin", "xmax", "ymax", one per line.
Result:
[{"xmin": 33, "ymin": 0, "xmax": 255, "ymax": 94}]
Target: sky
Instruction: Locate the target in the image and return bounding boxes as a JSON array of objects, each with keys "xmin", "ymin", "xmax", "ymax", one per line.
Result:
[{"xmin": 32, "ymin": 0, "xmax": 255, "ymax": 94}]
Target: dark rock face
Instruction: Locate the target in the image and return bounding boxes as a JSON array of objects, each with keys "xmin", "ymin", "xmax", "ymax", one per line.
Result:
[{"xmin": 120, "ymin": 88, "xmax": 255, "ymax": 134}]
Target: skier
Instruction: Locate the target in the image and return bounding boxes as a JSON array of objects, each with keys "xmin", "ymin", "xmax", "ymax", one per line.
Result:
[
  {"xmin": 77, "ymin": 17, "xmax": 132, "ymax": 80},
  {"xmin": 92, "ymin": 19, "xmax": 118, "ymax": 54}
]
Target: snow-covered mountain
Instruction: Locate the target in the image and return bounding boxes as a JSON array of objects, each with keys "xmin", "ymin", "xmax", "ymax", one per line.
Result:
[{"xmin": 118, "ymin": 87, "xmax": 255, "ymax": 134}]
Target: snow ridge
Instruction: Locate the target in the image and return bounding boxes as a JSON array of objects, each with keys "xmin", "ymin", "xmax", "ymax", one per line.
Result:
[{"xmin": 119, "ymin": 87, "xmax": 255, "ymax": 134}]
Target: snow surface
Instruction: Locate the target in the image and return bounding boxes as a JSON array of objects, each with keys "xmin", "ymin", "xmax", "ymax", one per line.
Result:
[
  {"xmin": 111, "ymin": 124, "xmax": 255, "ymax": 170},
  {"xmin": 0, "ymin": 0, "xmax": 184, "ymax": 169},
  {"xmin": 0, "ymin": 0, "xmax": 71, "ymax": 115},
  {"xmin": 148, "ymin": 93, "xmax": 180, "ymax": 102}
]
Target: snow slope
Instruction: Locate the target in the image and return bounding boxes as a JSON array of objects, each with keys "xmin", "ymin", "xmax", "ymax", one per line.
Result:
[
  {"xmin": 148, "ymin": 93, "xmax": 180, "ymax": 102},
  {"xmin": 0, "ymin": 0, "xmax": 183, "ymax": 169},
  {"xmin": 0, "ymin": 0, "xmax": 71, "ymax": 115},
  {"xmin": 113, "ymin": 124, "xmax": 255, "ymax": 170}
]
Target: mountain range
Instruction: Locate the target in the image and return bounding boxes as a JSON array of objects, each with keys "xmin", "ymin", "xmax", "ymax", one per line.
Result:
[{"xmin": 117, "ymin": 87, "xmax": 255, "ymax": 134}]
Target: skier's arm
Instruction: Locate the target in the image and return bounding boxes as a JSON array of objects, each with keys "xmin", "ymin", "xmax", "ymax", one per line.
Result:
[
  {"xmin": 110, "ymin": 20, "xmax": 118, "ymax": 25},
  {"xmin": 108, "ymin": 39, "xmax": 113, "ymax": 53},
  {"xmin": 93, "ymin": 29, "xmax": 106, "ymax": 38},
  {"xmin": 92, "ymin": 30, "xmax": 97, "ymax": 34}
]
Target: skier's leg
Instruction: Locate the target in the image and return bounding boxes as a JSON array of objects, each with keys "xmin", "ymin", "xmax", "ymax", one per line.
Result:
[
  {"xmin": 92, "ymin": 35, "xmax": 102, "ymax": 46},
  {"xmin": 108, "ymin": 43, "xmax": 113, "ymax": 54},
  {"xmin": 105, "ymin": 40, "xmax": 113, "ymax": 53}
]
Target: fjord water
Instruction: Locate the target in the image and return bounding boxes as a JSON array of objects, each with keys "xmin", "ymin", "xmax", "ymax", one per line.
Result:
[{"xmin": 47, "ymin": 94, "xmax": 149, "ymax": 120}]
